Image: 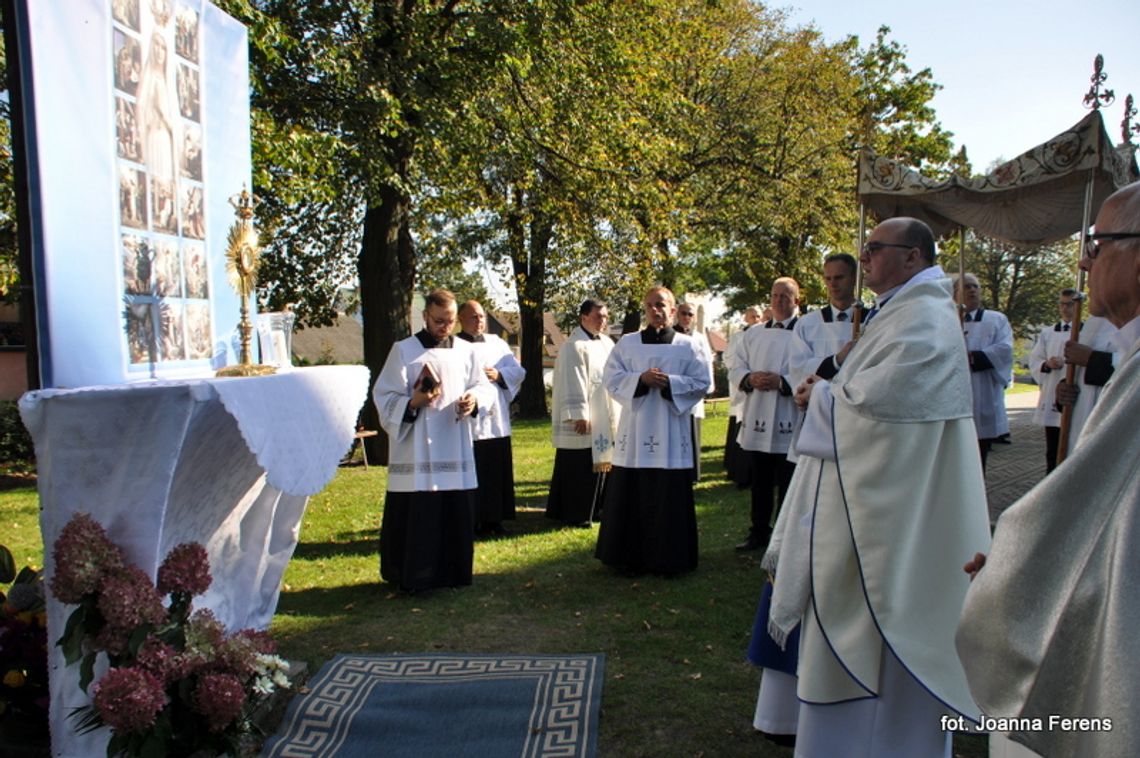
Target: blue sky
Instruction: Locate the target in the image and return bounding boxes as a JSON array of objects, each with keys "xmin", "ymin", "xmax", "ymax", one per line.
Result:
[{"xmin": 784, "ymin": 0, "xmax": 1140, "ymax": 171}]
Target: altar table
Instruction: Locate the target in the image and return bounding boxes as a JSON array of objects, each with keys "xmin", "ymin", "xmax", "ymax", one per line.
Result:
[{"xmin": 18, "ymin": 365, "xmax": 371, "ymax": 757}]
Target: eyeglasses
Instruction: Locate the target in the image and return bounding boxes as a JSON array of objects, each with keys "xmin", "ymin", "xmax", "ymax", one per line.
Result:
[
  {"xmin": 1087, "ymin": 232, "xmax": 1140, "ymax": 259},
  {"xmin": 861, "ymin": 241, "xmax": 915, "ymax": 256}
]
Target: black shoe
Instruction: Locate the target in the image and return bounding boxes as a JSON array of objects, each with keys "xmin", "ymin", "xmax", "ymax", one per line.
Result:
[
  {"xmin": 757, "ymin": 730, "xmax": 796, "ymax": 748},
  {"xmin": 735, "ymin": 536, "xmax": 763, "ymax": 552},
  {"xmin": 996, "ymin": 434, "xmax": 1011, "ymax": 444},
  {"xmin": 489, "ymin": 523, "xmax": 509, "ymax": 536},
  {"xmin": 575, "ymin": 521, "xmax": 593, "ymax": 529}
]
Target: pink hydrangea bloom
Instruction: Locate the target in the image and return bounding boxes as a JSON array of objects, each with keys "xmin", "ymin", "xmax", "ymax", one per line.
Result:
[
  {"xmin": 92, "ymin": 666, "xmax": 166, "ymax": 734},
  {"xmin": 184, "ymin": 609, "xmax": 226, "ymax": 659},
  {"xmin": 50, "ymin": 513, "xmax": 125, "ymax": 604},
  {"xmin": 97, "ymin": 566, "xmax": 167, "ymax": 633},
  {"xmin": 157, "ymin": 543, "xmax": 212, "ymax": 597},
  {"xmin": 193, "ymin": 672, "xmax": 246, "ymax": 732}
]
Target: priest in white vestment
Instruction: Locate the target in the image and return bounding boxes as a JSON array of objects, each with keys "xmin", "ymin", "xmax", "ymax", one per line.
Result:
[
  {"xmin": 546, "ymin": 299, "xmax": 619, "ymax": 526},
  {"xmin": 957, "ymin": 181, "xmax": 1140, "ymax": 758},
  {"xmin": 764, "ymin": 218, "xmax": 991, "ymax": 757},
  {"xmin": 595, "ymin": 286, "xmax": 710, "ymax": 575},
  {"xmin": 373, "ymin": 289, "xmax": 494, "ymax": 592},
  {"xmin": 955, "ymin": 273, "xmax": 1014, "ymax": 471},
  {"xmin": 457, "ymin": 300, "xmax": 526, "ymax": 535}
]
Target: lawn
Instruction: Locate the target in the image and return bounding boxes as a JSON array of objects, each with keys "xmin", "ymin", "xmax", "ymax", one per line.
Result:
[{"xmin": 3, "ymin": 413, "xmax": 987, "ymax": 757}]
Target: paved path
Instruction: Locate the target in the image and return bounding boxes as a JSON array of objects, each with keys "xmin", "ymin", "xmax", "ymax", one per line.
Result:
[{"xmin": 984, "ymin": 389, "xmax": 1045, "ymax": 524}]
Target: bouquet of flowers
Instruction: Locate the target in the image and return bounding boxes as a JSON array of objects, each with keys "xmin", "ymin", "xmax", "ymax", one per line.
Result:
[
  {"xmin": 51, "ymin": 513, "xmax": 291, "ymax": 757},
  {"xmin": 0, "ymin": 544, "xmax": 48, "ymax": 729}
]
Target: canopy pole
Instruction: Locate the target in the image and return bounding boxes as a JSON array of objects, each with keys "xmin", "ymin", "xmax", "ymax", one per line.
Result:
[
  {"xmin": 957, "ymin": 227, "xmax": 967, "ymax": 323},
  {"xmin": 1056, "ymin": 170, "xmax": 1095, "ymax": 465},
  {"xmin": 852, "ymin": 203, "xmax": 867, "ymax": 340}
]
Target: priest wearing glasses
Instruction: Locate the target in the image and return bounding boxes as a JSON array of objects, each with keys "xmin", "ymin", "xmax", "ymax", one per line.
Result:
[
  {"xmin": 757, "ymin": 218, "xmax": 990, "ymax": 756},
  {"xmin": 958, "ymin": 182, "xmax": 1140, "ymax": 758}
]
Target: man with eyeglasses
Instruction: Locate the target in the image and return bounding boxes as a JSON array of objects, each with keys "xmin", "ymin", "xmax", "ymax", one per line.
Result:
[
  {"xmin": 674, "ymin": 302, "xmax": 715, "ymax": 479},
  {"xmin": 953, "ymin": 272, "xmax": 1014, "ymax": 472},
  {"xmin": 372, "ymin": 289, "xmax": 495, "ymax": 592},
  {"xmin": 757, "ymin": 218, "xmax": 990, "ymax": 756},
  {"xmin": 957, "ymin": 181, "xmax": 1140, "ymax": 758}
]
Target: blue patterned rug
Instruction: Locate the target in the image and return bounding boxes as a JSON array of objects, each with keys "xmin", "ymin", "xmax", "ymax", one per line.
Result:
[{"xmin": 262, "ymin": 653, "xmax": 605, "ymax": 757}]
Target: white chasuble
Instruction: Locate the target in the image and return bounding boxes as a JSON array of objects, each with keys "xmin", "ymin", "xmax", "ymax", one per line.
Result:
[
  {"xmin": 784, "ymin": 269, "xmax": 991, "ymax": 720},
  {"xmin": 373, "ymin": 335, "xmax": 494, "ymax": 493},
  {"xmin": 963, "ymin": 309, "xmax": 1014, "ymax": 438},
  {"xmin": 957, "ymin": 331, "xmax": 1140, "ymax": 757},
  {"xmin": 730, "ymin": 324, "xmax": 798, "ymax": 454},
  {"xmin": 466, "ymin": 334, "xmax": 525, "ymax": 441},
  {"xmin": 605, "ymin": 331, "xmax": 710, "ymax": 469}
]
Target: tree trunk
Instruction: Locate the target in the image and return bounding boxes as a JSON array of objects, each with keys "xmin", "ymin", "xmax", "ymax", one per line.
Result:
[
  {"xmin": 621, "ymin": 298, "xmax": 641, "ymax": 335},
  {"xmin": 511, "ymin": 198, "xmax": 551, "ymax": 419},
  {"xmin": 357, "ymin": 178, "xmax": 416, "ymax": 465}
]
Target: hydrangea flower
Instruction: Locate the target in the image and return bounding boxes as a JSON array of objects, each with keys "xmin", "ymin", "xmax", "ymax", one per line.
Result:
[
  {"xmin": 92, "ymin": 666, "xmax": 166, "ymax": 734},
  {"xmin": 156, "ymin": 543, "xmax": 212, "ymax": 597},
  {"xmin": 97, "ymin": 566, "xmax": 167, "ymax": 633},
  {"xmin": 192, "ymin": 672, "xmax": 246, "ymax": 732},
  {"xmin": 49, "ymin": 513, "xmax": 124, "ymax": 604}
]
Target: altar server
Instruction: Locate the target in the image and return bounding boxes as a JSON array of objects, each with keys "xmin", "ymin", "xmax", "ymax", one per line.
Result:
[
  {"xmin": 786, "ymin": 254, "xmax": 858, "ymax": 388},
  {"xmin": 765, "ymin": 217, "xmax": 990, "ymax": 756},
  {"xmin": 955, "ymin": 273, "xmax": 1014, "ymax": 471},
  {"xmin": 730, "ymin": 277, "xmax": 800, "ymax": 552},
  {"xmin": 595, "ymin": 286, "xmax": 710, "ymax": 575},
  {"xmin": 373, "ymin": 289, "xmax": 493, "ymax": 592},
  {"xmin": 457, "ymin": 300, "xmax": 526, "ymax": 536},
  {"xmin": 674, "ymin": 302, "xmax": 715, "ymax": 478},
  {"xmin": 957, "ymin": 180, "xmax": 1140, "ymax": 758},
  {"xmin": 1055, "ymin": 313, "xmax": 1118, "ymax": 453},
  {"xmin": 546, "ymin": 299, "xmax": 619, "ymax": 527},
  {"xmin": 722, "ymin": 306, "xmax": 761, "ymax": 486},
  {"xmin": 1027, "ymin": 289, "xmax": 1077, "ymax": 472}
]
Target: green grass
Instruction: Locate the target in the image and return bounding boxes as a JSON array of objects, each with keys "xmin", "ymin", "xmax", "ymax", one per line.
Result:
[{"xmin": 2, "ymin": 413, "xmax": 987, "ymax": 757}]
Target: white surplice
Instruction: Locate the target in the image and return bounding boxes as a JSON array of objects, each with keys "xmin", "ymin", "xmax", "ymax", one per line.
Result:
[
  {"xmin": 605, "ymin": 331, "xmax": 710, "ymax": 469},
  {"xmin": 465, "ymin": 333, "xmax": 525, "ymax": 441},
  {"xmin": 963, "ymin": 308, "xmax": 1013, "ymax": 438},
  {"xmin": 730, "ymin": 322, "xmax": 798, "ymax": 454},
  {"xmin": 787, "ymin": 306, "xmax": 854, "ymax": 388},
  {"xmin": 551, "ymin": 326, "xmax": 619, "ymax": 467},
  {"xmin": 1027, "ymin": 321, "xmax": 1072, "ymax": 427},
  {"xmin": 374, "ymin": 335, "xmax": 494, "ymax": 492}
]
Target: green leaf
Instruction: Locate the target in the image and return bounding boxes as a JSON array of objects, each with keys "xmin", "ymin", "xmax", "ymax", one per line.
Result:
[
  {"xmin": 0, "ymin": 544, "xmax": 15, "ymax": 583},
  {"xmin": 78, "ymin": 651, "xmax": 98, "ymax": 693},
  {"xmin": 58, "ymin": 604, "xmax": 88, "ymax": 665}
]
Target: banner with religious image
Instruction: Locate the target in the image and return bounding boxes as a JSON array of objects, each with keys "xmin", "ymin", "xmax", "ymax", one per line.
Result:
[{"xmin": 11, "ymin": 0, "xmax": 252, "ymax": 387}]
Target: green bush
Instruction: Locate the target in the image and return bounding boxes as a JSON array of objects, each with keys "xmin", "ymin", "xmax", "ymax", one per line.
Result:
[{"xmin": 0, "ymin": 402, "xmax": 34, "ymax": 470}]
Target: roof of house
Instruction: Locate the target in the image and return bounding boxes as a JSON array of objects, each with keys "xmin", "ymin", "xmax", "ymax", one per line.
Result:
[
  {"xmin": 705, "ymin": 329, "xmax": 727, "ymax": 354},
  {"xmin": 290, "ymin": 315, "xmax": 364, "ymax": 365}
]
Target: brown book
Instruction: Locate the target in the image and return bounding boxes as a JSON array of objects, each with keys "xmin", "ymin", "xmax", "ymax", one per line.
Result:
[{"xmin": 414, "ymin": 362, "xmax": 441, "ymax": 393}]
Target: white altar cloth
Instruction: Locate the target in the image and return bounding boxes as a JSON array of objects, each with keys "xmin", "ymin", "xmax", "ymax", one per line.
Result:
[{"xmin": 18, "ymin": 365, "xmax": 370, "ymax": 757}]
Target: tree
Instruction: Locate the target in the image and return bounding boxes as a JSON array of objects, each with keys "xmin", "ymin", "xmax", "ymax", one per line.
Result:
[
  {"xmin": 218, "ymin": 0, "xmax": 544, "ymax": 456},
  {"xmin": 962, "ymin": 234, "xmax": 1078, "ymax": 338}
]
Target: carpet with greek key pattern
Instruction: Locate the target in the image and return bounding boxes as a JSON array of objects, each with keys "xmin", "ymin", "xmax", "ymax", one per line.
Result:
[{"xmin": 262, "ymin": 653, "xmax": 605, "ymax": 758}]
